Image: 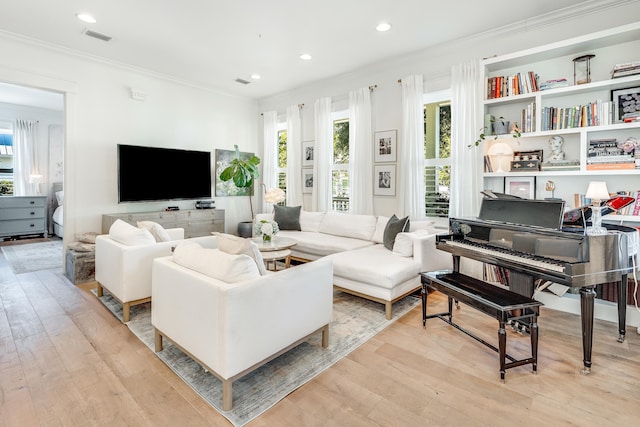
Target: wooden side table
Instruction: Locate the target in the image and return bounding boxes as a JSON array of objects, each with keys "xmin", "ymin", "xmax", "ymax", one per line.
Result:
[{"xmin": 261, "ymin": 249, "xmax": 292, "ymax": 271}]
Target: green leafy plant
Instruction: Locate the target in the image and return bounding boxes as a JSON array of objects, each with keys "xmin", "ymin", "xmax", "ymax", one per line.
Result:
[
  {"xmin": 471, "ymin": 117, "xmax": 521, "ymax": 147},
  {"xmin": 219, "ymin": 144, "xmax": 261, "ymax": 217}
]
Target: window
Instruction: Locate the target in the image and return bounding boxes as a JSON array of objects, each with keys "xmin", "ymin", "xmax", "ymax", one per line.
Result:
[
  {"xmin": 423, "ymin": 90, "xmax": 451, "ymax": 217},
  {"xmin": 276, "ymin": 124, "xmax": 287, "ymax": 204},
  {"xmin": 332, "ymin": 114, "xmax": 349, "ymax": 212},
  {"xmin": 0, "ymin": 122, "xmax": 14, "ymax": 196}
]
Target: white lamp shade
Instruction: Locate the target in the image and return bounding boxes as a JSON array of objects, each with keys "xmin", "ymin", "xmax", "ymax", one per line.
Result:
[
  {"xmin": 264, "ymin": 187, "xmax": 285, "ymax": 204},
  {"xmin": 29, "ymin": 174, "xmax": 42, "ymax": 184},
  {"xmin": 585, "ymin": 181, "xmax": 610, "ymax": 201}
]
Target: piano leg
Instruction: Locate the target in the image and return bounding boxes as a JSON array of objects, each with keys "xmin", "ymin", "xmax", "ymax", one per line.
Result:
[
  {"xmin": 616, "ymin": 275, "xmax": 628, "ymax": 343},
  {"xmin": 579, "ymin": 286, "xmax": 596, "ymax": 375}
]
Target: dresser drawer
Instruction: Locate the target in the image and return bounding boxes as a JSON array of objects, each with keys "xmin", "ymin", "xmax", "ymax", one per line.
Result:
[
  {"xmin": 0, "ymin": 196, "xmax": 46, "ymax": 208},
  {"xmin": 0, "ymin": 207, "xmax": 46, "ymax": 220},
  {"xmin": 0, "ymin": 218, "xmax": 46, "ymax": 235}
]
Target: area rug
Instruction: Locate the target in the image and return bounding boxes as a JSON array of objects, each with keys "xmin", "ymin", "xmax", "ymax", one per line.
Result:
[
  {"xmin": 1, "ymin": 240, "xmax": 63, "ymax": 274},
  {"xmin": 95, "ymin": 288, "xmax": 420, "ymax": 426}
]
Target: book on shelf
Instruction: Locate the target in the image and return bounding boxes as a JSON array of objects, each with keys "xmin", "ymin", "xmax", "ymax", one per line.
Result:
[
  {"xmin": 486, "ymin": 71, "xmax": 539, "ymax": 99},
  {"xmin": 587, "ymin": 155, "xmax": 634, "ymax": 163},
  {"xmin": 540, "ymin": 161, "xmax": 580, "ymax": 171},
  {"xmin": 633, "ymin": 191, "xmax": 640, "ymax": 216},
  {"xmin": 539, "ymin": 78, "xmax": 569, "ymax": 90},
  {"xmin": 612, "ymin": 67, "xmax": 640, "ymax": 78},
  {"xmin": 585, "ymin": 162, "xmax": 636, "ymax": 170}
]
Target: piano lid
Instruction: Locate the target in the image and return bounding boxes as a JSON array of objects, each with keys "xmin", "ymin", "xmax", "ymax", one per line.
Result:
[{"xmin": 478, "ymin": 198, "xmax": 566, "ymax": 230}]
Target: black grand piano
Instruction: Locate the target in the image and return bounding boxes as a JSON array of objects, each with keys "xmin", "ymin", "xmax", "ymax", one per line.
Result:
[{"xmin": 436, "ymin": 197, "xmax": 637, "ymax": 373}]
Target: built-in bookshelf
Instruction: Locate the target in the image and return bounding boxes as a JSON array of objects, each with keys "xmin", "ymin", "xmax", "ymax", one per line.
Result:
[{"xmin": 481, "ymin": 22, "xmax": 640, "ymax": 221}]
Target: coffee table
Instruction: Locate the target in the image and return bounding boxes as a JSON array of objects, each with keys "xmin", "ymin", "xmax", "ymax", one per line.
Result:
[{"xmin": 251, "ymin": 236, "xmax": 297, "ymax": 271}]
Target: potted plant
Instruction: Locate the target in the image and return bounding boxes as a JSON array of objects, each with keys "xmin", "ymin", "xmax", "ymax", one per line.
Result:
[
  {"xmin": 472, "ymin": 117, "xmax": 522, "ymax": 147},
  {"xmin": 219, "ymin": 144, "xmax": 261, "ymax": 237}
]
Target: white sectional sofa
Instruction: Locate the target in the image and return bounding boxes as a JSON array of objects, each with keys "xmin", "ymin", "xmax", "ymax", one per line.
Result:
[{"xmin": 255, "ymin": 210, "xmax": 452, "ymax": 319}]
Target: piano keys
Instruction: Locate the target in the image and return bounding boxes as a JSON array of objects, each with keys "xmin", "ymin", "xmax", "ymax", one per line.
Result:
[{"xmin": 436, "ymin": 198, "xmax": 636, "ymax": 374}]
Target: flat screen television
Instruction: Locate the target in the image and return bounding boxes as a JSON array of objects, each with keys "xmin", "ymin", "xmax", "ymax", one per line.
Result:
[{"xmin": 118, "ymin": 144, "xmax": 212, "ymax": 203}]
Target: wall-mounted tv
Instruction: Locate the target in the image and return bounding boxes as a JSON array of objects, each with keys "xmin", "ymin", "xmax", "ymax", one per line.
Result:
[{"xmin": 118, "ymin": 144, "xmax": 212, "ymax": 203}]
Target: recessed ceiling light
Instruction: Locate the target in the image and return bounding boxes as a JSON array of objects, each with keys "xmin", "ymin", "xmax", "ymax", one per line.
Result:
[
  {"xmin": 376, "ymin": 22, "xmax": 391, "ymax": 32},
  {"xmin": 300, "ymin": 54, "xmax": 312, "ymax": 61},
  {"xmin": 76, "ymin": 13, "xmax": 96, "ymax": 24},
  {"xmin": 250, "ymin": 74, "xmax": 261, "ymax": 80}
]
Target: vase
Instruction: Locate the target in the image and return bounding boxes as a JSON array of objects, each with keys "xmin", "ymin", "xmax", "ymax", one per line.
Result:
[{"xmin": 263, "ymin": 234, "xmax": 271, "ymax": 242}]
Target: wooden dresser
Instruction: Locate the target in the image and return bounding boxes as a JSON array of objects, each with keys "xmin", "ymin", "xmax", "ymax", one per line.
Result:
[
  {"xmin": 101, "ymin": 208, "xmax": 225, "ymax": 238},
  {"xmin": 0, "ymin": 196, "xmax": 47, "ymax": 239}
]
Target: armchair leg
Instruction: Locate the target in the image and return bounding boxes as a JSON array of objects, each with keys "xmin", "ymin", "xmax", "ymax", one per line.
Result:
[
  {"xmin": 222, "ymin": 380, "xmax": 233, "ymax": 410},
  {"xmin": 321, "ymin": 324, "xmax": 329, "ymax": 348},
  {"xmin": 154, "ymin": 329, "xmax": 163, "ymax": 352},
  {"xmin": 122, "ymin": 302, "xmax": 131, "ymax": 323},
  {"xmin": 385, "ymin": 302, "xmax": 392, "ymax": 320}
]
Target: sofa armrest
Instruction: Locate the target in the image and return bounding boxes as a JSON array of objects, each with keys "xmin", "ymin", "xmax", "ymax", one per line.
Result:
[
  {"xmin": 411, "ymin": 231, "xmax": 453, "ymax": 273},
  {"xmin": 95, "ymin": 235, "xmax": 182, "ymax": 302},
  {"xmin": 166, "ymin": 228, "xmax": 184, "ymax": 240},
  {"xmin": 152, "ymin": 256, "xmax": 333, "ymax": 380}
]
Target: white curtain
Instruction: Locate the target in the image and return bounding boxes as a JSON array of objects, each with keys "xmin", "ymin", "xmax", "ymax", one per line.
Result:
[
  {"xmin": 348, "ymin": 87, "xmax": 374, "ymax": 214},
  {"xmin": 13, "ymin": 119, "xmax": 38, "ymax": 196},
  {"xmin": 261, "ymin": 111, "xmax": 278, "ymax": 213},
  {"xmin": 286, "ymin": 105, "xmax": 303, "ymax": 207},
  {"xmin": 450, "ymin": 60, "xmax": 483, "ymax": 218},
  {"xmin": 313, "ymin": 97, "xmax": 332, "ymax": 212},
  {"xmin": 399, "ymin": 75, "xmax": 426, "ymax": 220}
]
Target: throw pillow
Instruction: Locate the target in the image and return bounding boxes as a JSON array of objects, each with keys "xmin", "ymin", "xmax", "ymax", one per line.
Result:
[
  {"xmin": 274, "ymin": 205, "xmax": 301, "ymax": 231},
  {"xmin": 392, "ymin": 232, "xmax": 414, "ymax": 257},
  {"xmin": 173, "ymin": 241, "xmax": 260, "ymax": 283},
  {"xmin": 215, "ymin": 233, "xmax": 267, "ymax": 275},
  {"xmin": 109, "ymin": 219, "xmax": 156, "ymax": 246},
  {"xmin": 137, "ymin": 220, "xmax": 172, "ymax": 242},
  {"xmin": 383, "ymin": 214, "xmax": 410, "ymax": 251},
  {"xmin": 372, "ymin": 216, "xmax": 389, "ymax": 244}
]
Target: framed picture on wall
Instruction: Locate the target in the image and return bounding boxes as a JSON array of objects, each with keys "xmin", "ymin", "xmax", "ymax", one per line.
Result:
[
  {"xmin": 302, "ymin": 169, "xmax": 314, "ymax": 193},
  {"xmin": 504, "ymin": 176, "xmax": 535, "ymax": 199},
  {"xmin": 611, "ymin": 86, "xmax": 640, "ymax": 123},
  {"xmin": 374, "ymin": 164, "xmax": 396, "ymax": 196},
  {"xmin": 215, "ymin": 148, "xmax": 254, "ymax": 196},
  {"xmin": 302, "ymin": 140, "xmax": 314, "ymax": 167},
  {"xmin": 374, "ymin": 130, "xmax": 397, "ymax": 163}
]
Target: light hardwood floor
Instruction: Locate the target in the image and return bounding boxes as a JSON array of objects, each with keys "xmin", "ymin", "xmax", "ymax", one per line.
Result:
[{"xmin": 1, "ymin": 242, "xmax": 639, "ymax": 426}]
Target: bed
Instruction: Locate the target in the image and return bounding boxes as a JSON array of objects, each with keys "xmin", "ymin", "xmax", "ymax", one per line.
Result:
[{"xmin": 52, "ymin": 182, "xmax": 63, "ymax": 237}]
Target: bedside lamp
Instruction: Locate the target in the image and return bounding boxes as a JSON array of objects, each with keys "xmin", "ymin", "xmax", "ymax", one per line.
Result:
[
  {"xmin": 29, "ymin": 174, "xmax": 42, "ymax": 195},
  {"xmin": 585, "ymin": 181, "xmax": 610, "ymax": 236}
]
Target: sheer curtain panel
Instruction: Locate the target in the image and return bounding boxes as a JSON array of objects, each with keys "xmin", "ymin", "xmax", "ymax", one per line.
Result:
[
  {"xmin": 399, "ymin": 75, "xmax": 426, "ymax": 220},
  {"xmin": 13, "ymin": 119, "xmax": 37, "ymax": 196},
  {"xmin": 286, "ymin": 105, "xmax": 303, "ymax": 206},
  {"xmin": 348, "ymin": 87, "xmax": 374, "ymax": 214},
  {"xmin": 450, "ymin": 60, "xmax": 483, "ymax": 218},
  {"xmin": 261, "ymin": 111, "xmax": 278, "ymax": 213},
  {"xmin": 313, "ymin": 97, "xmax": 332, "ymax": 212}
]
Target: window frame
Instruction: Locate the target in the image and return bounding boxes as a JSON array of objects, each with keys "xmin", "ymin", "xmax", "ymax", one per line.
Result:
[{"xmin": 423, "ymin": 89, "xmax": 452, "ymax": 218}]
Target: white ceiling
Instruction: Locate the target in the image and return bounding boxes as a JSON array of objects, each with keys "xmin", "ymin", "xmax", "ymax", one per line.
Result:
[{"xmin": 0, "ymin": 0, "xmax": 590, "ymax": 106}]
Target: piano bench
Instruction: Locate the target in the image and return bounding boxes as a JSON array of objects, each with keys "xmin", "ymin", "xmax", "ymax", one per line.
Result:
[{"xmin": 420, "ymin": 270, "xmax": 544, "ymax": 382}]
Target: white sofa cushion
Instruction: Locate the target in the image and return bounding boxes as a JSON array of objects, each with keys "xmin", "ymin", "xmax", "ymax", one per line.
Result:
[
  {"xmin": 383, "ymin": 215, "xmax": 410, "ymax": 250},
  {"xmin": 137, "ymin": 220, "xmax": 172, "ymax": 242},
  {"xmin": 277, "ymin": 230, "xmax": 374, "ymax": 258},
  {"xmin": 215, "ymin": 233, "xmax": 267, "ymax": 276},
  {"xmin": 299, "ymin": 211, "xmax": 325, "ymax": 232},
  {"xmin": 372, "ymin": 216, "xmax": 389, "ymax": 244},
  {"xmin": 327, "ymin": 244, "xmax": 421, "ymax": 290},
  {"xmin": 172, "ymin": 241, "xmax": 260, "ymax": 283},
  {"xmin": 318, "ymin": 212, "xmax": 377, "ymax": 241},
  {"xmin": 109, "ymin": 219, "xmax": 156, "ymax": 246},
  {"xmin": 392, "ymin": 232, "xmax": 414, "ymax": 257}
]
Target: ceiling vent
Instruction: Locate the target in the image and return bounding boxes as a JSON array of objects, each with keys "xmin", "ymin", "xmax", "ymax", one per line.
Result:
[
  {"xmin": 235, "ymin": 78, "xmax": 251, "ymax": 85},
  {"xmin": 83, "ymin": 29, "xmax": 112, "ymax": 42}
]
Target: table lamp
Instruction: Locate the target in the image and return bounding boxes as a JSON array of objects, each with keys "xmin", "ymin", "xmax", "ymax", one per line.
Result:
[
  {"xmin": 263, "ymin": 186, "xmax": 285, "ymax": 207},
  {"xmin": 585, "ymin": 181, "xmax": 610, "ymax": 236},
  {"xmin": 29, "ymin": 174, "xmax": 43, "ymax": 195}
]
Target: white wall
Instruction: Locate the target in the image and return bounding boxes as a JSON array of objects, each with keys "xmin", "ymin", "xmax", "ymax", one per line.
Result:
[
  {"xmin": 0, "ymin": 35, "xmax": 258, "ymax": 243},
  {"xmin": 257, "ymin": 2, "xmax": 640, "ymax": 217}
]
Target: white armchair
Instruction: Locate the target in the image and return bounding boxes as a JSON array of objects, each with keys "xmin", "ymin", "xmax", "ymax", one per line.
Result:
[
  {"xmin": 94, "ymin": 228, "xmax": 218, "ymax": 322},
  {"xmin": 152, "ymin": 254, "xmax": 333, "ymax": 410}
]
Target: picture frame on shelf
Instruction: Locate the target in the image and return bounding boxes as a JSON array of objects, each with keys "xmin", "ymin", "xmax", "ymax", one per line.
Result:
[
  {"xmin": 374, "ymin": 164, "xmax": 396, "ymax": 196},
  {"xmin": 611, "ymin": 86, "xmax": 640, "ymax": 123},
  {"xmin": 302, "ymin": 169, "xmax": 313, "ymax": 194},
  {"xmin": 374, "ymin": 130, "xmax": 397, "ymax": 163},
  {"xmin": 302, "ymin": 140, "xmax": 314, "ymax": 167},
  {"xmin": 504, "ymin": 176, "xmax": 535, "ymax": 200}
]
